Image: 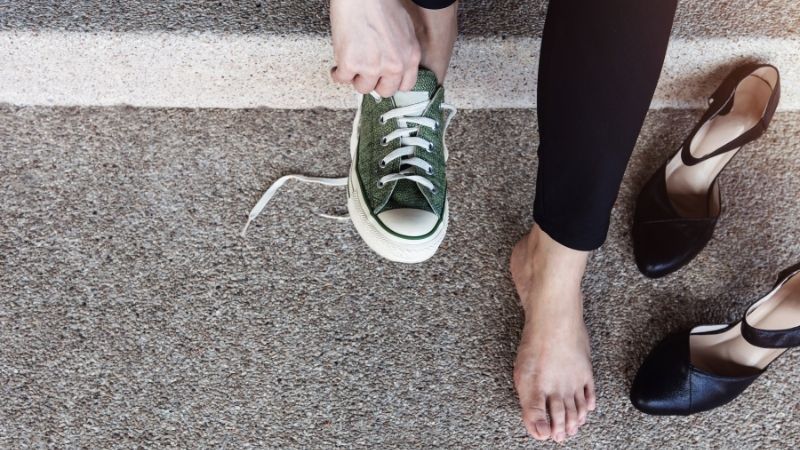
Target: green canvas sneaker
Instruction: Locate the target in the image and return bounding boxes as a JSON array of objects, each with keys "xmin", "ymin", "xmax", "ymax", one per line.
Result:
[
  {"xmin": 242, "ymin": 68, "xmax": 455, "ymax": 263},
  {"xmin": 346, "ymin": 69, "xmax": 455, "ymax": 263}
]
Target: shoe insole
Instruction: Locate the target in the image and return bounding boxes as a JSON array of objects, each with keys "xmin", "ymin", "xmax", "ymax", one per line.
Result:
[
  {"xmin": 665, "ymin": 68, "xmax": 777, "ymax": 218},
  {"xmin": 690, "ymin": 272, "xmax": 800, "ymax": 377}
]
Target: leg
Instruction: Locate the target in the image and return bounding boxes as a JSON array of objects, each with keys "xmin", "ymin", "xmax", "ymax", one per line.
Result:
[
  {"xmin": 512, "ymin": 0, "xmax": 677, "ymax": 442},
  {"xmin": 404, "ymin": 0, "xmax": 459, "ymax": 83}
]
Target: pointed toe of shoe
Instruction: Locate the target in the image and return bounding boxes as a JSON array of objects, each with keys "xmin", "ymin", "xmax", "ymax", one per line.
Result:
[
  {"xmin": 629, "ymin": 380, "xmax": 668, "ymax": 415},
  {"xmin": 630, "ymin": 333, "xmax": 693, "ymax": 415},
  {"xmin": 633, "ymin": 219, "xmax": 715, "ymax": 278},
  {"xmin": 632, "ymin": 163, "xmax": 718, "ymax": 278},
  {"xmin": 631, "ymin": 331, "xmax": 763, "ymax": 416},
  {"xmin": 630, "ymin": 372, "xmax": 687, "ymax": 415}
]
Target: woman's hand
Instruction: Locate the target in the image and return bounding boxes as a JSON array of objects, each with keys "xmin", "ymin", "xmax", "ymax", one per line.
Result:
[{"xmin": 330, "ymin": 0, "xmax": 421, "ymax": 97}]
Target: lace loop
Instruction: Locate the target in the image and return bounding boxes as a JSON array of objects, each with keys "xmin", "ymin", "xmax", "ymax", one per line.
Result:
[{"xmin": 377, "ymin": 99, "xmax": 455, "ymax": 191}]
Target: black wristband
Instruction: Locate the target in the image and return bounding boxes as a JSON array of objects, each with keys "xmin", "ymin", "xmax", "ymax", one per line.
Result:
[{"xmin": 411, "ymin": 0, "xmax": 456, "ymax": 9}]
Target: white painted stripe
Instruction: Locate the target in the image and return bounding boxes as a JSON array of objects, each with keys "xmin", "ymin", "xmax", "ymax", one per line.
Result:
[{"xmin": 1, "ymin": 32, "xmax": 798, "ymax": 110}]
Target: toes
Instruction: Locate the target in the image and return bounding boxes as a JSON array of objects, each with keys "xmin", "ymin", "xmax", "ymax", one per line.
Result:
[
  {"xmin": 547, "ymin": 396, "xmax": 567, "ymax": 443},
  {"xmin": 565, "ymin": 397, "xmax": 579, "ymax": 436},
  {"xmin": 585, "ymin": 381, "xmax": 597, "ymax": 411},
  {"xmin": 521, "ymin": 395, "xmax": 551, "ymax": 441},
  {"xmin": 575, "ymin": 392, "xmax": 588, "ymax": 426}
]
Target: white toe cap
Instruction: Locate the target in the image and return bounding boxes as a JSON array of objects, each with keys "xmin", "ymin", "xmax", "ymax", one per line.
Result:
[{"xmin": 377, "ymin": 208, "xmax": 439, "ymax": 237}]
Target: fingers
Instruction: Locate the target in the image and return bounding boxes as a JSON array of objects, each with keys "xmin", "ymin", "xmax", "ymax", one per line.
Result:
[
  {"xmin": 333, "ymin": 62, "xmax": 416, "ymax": 97},
  {"xmin": 521, "ymin": 393, "xmax": 551, "ymax": 441},
  {"xmin": 353, "ymin": 75, "xmax": 380, "ymax": 95},
  {"xmin": 399, "ymin": 65, "xmax": 419, "ymax": 91},
  {"xmin": 547, "ymin": 396, "xmax": 566, "ymax": 443},
  {"xmin": 329, "ymin": 0, "xmax": 423, "ymax": 97},
  {"xmin": 375, "ymin": 75, "xmax": 402, "ymax": 98},
  {"xmin": 330, "ymin": 66, "xmax": 356, "ymax": 85},
  {"xmin": 331, "ymin": 44, "xmax": 420, "ymax": 97}
]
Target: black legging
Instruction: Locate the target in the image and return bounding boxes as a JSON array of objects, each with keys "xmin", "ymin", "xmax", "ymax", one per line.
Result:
[
  {"xmin": 412, "ymin": 0, "xmax": 678, "ymax": 250},
  {"xmin": 534, "ymin": 0, "xmax": 678, "ymax": 250}
]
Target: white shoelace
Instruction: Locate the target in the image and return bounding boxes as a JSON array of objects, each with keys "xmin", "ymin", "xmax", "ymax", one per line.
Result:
[
  {"xmin": 240, "ymin": 175, "xmax": 348, "ymax": 237},
  {"xmin": 374, "ymin": 95, "xmax": 456, "ymax": 192},
  {"xmin": 241, "ymin": 94, "xmax": 456, "ymax": 238}
]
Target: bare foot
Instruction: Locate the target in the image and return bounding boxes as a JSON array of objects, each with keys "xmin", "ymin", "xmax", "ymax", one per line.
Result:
[{"xmin": 510, "ymin": 225, "xmax": 596, "ymax": 442}]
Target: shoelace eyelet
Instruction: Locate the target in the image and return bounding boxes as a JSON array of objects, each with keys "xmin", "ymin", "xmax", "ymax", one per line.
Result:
[
  {"xmin": 427, "ymin": 167, "xmax": 434, "ymax": 175},
  {"xmin": 377, "ymin": 181, "xmax": 385, "ymax": 188},
  {"xmin": 430, "ymin": 187, "xmax": 438, "ymax": 194},
  {"xmin": 379, "ymin": 160, "xmax": 387, "ymax": 168},
  {"xmin": 428, "ymin": 143, "xmax": 434, "ymax": 152},
  {"xmin": 381, "ymin": 137, "xmax": 389, "ymax": 146},
  {"xmin": 379, "ymin": 116, "xmax": 386, "ymax": 124}
]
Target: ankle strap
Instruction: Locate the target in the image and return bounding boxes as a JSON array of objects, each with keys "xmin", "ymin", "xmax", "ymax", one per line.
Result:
[
  {"xmin": 742, "ymin": 320, "xmax": 800, "ymax": 349},
  {"xmin": 741, "ymin": 265, "xmax": 800, "ymax": 348},
  {"xmin": 680, "ymin": 63, "xmax": 781, "ymax": 166}
]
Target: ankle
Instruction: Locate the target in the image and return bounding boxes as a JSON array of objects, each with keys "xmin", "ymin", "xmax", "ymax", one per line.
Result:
[
  {"xmin": 408, "ymin": 2, "xmax": 458, "ymax": 83},
  {"xmin": 528, "ymin": 225, "xmax": 589, "ymax": 281},
  {"xmin": 417, "ymin": 36, "xmax": 456, "ymax": 84}
]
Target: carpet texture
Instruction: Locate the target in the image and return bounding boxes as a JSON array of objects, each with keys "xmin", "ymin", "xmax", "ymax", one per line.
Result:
[
  {"xmin": 1, "ymin": 106, "xmax": 799, "ymax": 448},
  {"xmin": 1, "ymin": 0, "xmax": 798, "ymax": 38}
]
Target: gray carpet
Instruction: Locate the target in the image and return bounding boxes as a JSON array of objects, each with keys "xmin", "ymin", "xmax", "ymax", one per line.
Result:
[
  {"xmin": 1, "ymin": 106, "xmax": 799, "ymax": 448},
  {"xmin": 1, "ymin": 0, "xmax": 798, "ymax": 38}
]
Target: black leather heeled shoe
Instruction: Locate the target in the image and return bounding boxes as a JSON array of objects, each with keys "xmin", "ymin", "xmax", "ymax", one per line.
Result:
[
  {"xmin": 633, "ymin": 64, "xmax": 781, "ymax": 278},
  {"xmin": 630, "ymin": 262, "xmax": 800, "ymax": 415}
]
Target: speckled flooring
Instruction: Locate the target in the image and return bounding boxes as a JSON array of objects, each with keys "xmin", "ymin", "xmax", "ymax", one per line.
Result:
[
  {"xmin": 1, "ymin": 106, "xmax": 799, "ymax": 448},
  {"xmin": 2, "ymin": 0, "xmax": 798, "ymax": 37}
]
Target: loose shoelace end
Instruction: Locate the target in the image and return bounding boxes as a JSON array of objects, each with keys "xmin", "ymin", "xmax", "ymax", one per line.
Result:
[
  {"xmin": 240, "ymin": 175, "xmax": 348, "ymax": 238},
  {"xmin": 240, "ymin": 218, "xmax": 254, "ymax": 238}
]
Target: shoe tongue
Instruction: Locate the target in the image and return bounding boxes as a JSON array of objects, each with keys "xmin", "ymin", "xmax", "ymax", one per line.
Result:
[
  {"xmin": 391, "ymin": 69, "xmax": 438, "ymax": 107},
  {"xmin": 393, "ymin": 91, "xmax": 429, "ymax": 107},
  {"xmin": 383, "ymin": 69, "xmax": 439, "ymax": 215}
]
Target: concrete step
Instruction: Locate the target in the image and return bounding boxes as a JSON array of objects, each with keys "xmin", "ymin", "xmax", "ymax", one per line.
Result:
[
  {"xmin": 2, "ymin": 32, "xmax": 799, "ymax": 109},
  {"xmin": 1, "ymin": 0, "xmax": 798, "ymax": 38},
  {"xmin": 2, "ymin": 104, "xmax": 799, "ymax": 447}
]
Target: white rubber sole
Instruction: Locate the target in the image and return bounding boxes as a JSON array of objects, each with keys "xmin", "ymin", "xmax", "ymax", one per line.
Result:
[{"xmin": 346, "ymin": 95, "xmax": 448, "ymax": 264}]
